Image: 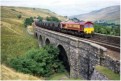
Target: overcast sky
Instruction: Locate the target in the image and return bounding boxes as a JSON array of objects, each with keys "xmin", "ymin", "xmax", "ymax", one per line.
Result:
[{"xmin": 1, "ymin": 0, "xmax": 120, "ymax": 16}]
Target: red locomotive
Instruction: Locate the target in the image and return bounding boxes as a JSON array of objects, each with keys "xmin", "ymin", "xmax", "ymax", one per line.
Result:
[{"xmin": 35, "ymin": 20, "xmax": 94, "ymax": 37}]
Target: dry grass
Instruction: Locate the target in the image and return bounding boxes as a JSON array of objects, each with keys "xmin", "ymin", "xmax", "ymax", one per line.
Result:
[{"xmin": 1, "ymin": 65, "xmax": 43, "ymax": 80}]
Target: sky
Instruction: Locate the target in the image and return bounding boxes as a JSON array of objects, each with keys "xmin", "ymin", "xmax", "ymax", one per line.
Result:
[{"xmin": 1, "ymin": 0, "xmax": 120, "ymax": 16}]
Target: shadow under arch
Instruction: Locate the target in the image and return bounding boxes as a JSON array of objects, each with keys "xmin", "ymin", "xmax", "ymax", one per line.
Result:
[
  {"xmin": 35, "ymin": 33, "xmax": 38, "ymax": 38},
  {"xmin": 45, "ymin": 38, "xmax": 50, "ymax": 45},
  {"xmin": 39, "ymin": 35, "xmax": 43, "ymax": 46},
  {"xmin": 58, "ymin": 45, "xmax": 70, "ymax": 74}
]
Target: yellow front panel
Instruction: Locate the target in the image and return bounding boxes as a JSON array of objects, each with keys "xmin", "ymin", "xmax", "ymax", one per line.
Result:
[{"xmin": 84, "ymin": 27, "xmax": 94, "ymax": 34}]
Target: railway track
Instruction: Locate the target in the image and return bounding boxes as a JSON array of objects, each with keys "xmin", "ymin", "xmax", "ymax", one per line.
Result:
[
  {"xmin": 65, "ymin": 32, "xmax": 120, "ymax": 52},
  {"xmin": 35, "ymin": 25, "xmax": 120, "ymax": 54},
  {"xmin": 88, "ymin": 38, "xmax": 120, "ymax": 52}
]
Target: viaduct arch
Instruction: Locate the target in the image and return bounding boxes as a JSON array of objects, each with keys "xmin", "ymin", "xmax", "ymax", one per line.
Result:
[
  {"xmin": 58, "ymin": 45, "xmax": 70, "ymax": 73},
  {"xmin": 45, "ymin": 38, "xmax": 50, "ymax": 45}
]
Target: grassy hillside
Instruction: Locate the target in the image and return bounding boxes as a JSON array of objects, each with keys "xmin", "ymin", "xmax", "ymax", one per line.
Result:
[
  {"xmin": 1, "ymin": 18, "xmax": 39, "ymax": 64},
  {"xmin": 1, "ymin": 6, "xmax": 67, "ymax": 80},
  {"xmin": 1, "ymin": 65, "xmax": 43, "ymax": 80},
  {"xmin": 1, "ymin": 6, "xmax": 67, "ymax": 21}
]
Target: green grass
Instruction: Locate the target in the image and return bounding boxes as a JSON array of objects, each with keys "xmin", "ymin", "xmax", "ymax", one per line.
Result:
[
  {"xmin": 47, "ymin": 72, "xmax": 82, "ymax": 80},
  {"xmin": 95, "ymin": 65, "xmax": 120, "ymax": 80},
  {"xmin": 1, "ymin": 17, "xmax": 39, "ymax": 64},
  {"xmin": 47, "ymin": 72, "xmax": 69, "ymax": 80}
]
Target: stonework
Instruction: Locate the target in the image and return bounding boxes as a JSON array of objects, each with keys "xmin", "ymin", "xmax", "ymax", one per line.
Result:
[
  {"xmin": 33, "ymin": 22, "xmax": 120, "ymax": 80},
  {"xmin": 101, "ymin": 54, "xmax": 120, "ymax": 74}
]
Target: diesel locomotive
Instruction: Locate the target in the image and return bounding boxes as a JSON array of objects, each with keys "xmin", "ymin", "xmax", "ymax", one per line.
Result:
[{"xmin": 35, "ymin": 20, "xmax": 94, "ymax": 37}]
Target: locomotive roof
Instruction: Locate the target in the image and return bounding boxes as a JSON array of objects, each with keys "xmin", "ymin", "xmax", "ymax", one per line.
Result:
[
  {"xmin": 61, "ymin": 21, "xmax": 93, "ymax": 25},
  {"xmin": 79, "ymin": 21, "xmax": 93, "ymax": 24}
]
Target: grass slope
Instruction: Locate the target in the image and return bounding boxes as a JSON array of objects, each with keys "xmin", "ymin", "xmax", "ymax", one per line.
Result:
[
  {"xmin": 1, "ymin": 18, "xmax": 39, "ymax": 64},
  {"xmin": 95, "ymin": 65, "xmax": 120, "ymax": 80},
  {"xmin": 1, "ymin": 17, "xmax": 40, "ymax": 80},
  {"xmin": 0, "ymin": 65, "xmax": 43, "ymax": 80},
  {"xmin": 1, "ymin": 65, "xmax": 42, "ymax": 80},
  {"xmin": 1, "ymin": 6, "xmax": 67, "ymax": 21}
]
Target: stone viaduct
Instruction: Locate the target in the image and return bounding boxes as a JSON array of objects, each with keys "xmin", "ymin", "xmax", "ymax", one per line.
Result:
[{"xmin": 33, "ymin": 22, "xmax": 119, "ymax": 79}]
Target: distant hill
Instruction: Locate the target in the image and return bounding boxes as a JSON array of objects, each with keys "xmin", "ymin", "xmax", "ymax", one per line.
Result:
[
  {"xmin": 1, "ymin": 6, "xmax": 67, "ymax": 21},
  {"xmin": 70, "ymin": 5, "xmax": 120, "ymax": 24}
]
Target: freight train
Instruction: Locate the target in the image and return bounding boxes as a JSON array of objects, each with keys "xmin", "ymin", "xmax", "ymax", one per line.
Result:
[{"xmin": 35, "ymin": 20, "xmax": 94, "ymax": 37}]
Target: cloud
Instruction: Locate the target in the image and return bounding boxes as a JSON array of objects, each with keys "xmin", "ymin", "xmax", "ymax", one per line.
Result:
[{"xmin": 1, "ymin": 0, "xmax": 120, "ymax": 16}]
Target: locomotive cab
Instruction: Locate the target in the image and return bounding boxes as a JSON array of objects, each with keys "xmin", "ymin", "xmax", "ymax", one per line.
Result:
[{"xmin": 84, "ymin": 22, "xmax": 94, "ymax": 37}]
